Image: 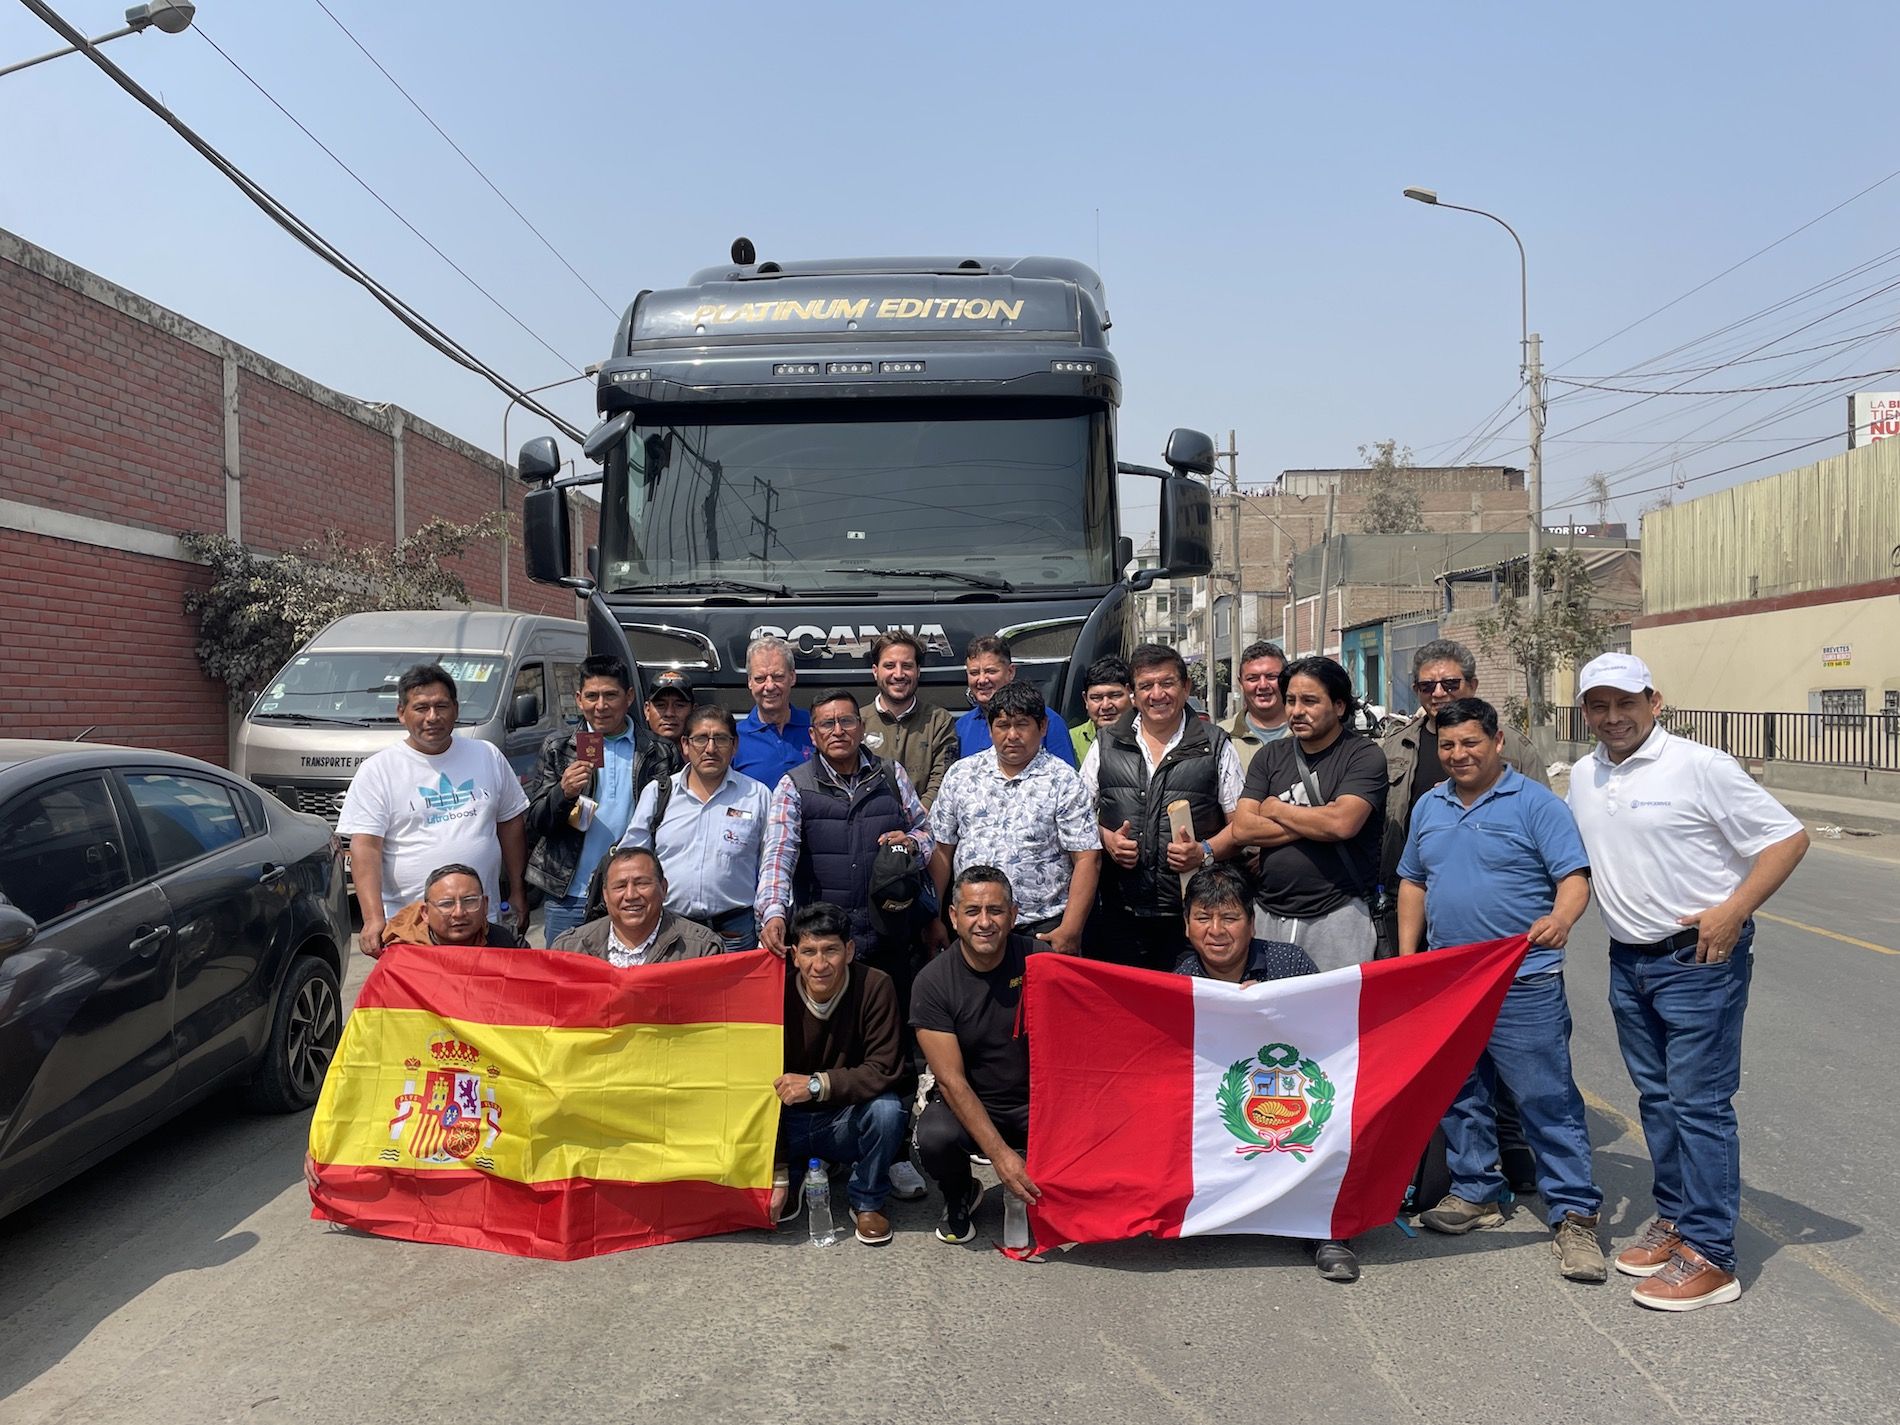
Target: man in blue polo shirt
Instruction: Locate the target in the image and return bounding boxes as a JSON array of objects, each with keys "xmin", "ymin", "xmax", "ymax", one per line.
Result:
[
  {"xmin": 954, "ymin": 635, "xmax": 1077, "ymax": 767},
  {"xmin": 1395, "ymin": 696, "xmax": 1605, "ymax": 1285},
  {"xmin": 734, "ymin": 635, "xmax": 814, "ymax": 788}
]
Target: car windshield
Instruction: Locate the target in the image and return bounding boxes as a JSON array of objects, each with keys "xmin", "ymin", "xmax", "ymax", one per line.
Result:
[
  {"xmin": 599, "ymin": 399, "xmax": 1116, "ymax": 595},
  {"xmin": 249, "ymin": 652, "xmax": 507, "ymax": 724}
]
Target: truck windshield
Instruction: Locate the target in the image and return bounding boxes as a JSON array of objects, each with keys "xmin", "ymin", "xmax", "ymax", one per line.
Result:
[
  {"xmin": 599, "ymin": 399, "xmax": 1115, "ymax": 594},
  {"xmin": 249, "ymin": 653, "xmax": 508, "ymax": 724}
]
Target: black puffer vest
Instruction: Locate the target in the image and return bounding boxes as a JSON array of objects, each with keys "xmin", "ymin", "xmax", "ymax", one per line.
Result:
[
  {"xmin": 789, "ymin": 755, "xmax": 906, "ymax": 933},
  {"xmin": 1095, "ymin": 712, "xmax": 1228, "ymax": 918}
]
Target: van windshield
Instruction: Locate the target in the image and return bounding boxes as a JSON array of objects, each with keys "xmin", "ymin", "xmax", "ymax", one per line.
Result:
[{"xmin": 250, "ymin": 653, "xmax": 508, "ymax": 724}]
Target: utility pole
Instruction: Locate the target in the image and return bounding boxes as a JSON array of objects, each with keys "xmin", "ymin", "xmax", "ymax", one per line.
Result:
[
  {"xmin": 1212, "ymin": 429, "xmax": 1244, "ymax": 720},
  {"xmin": 1312, "ymin": 481, "xmax": 1337, "ymax": 658},
  {"xmin": 1525, "ymin": 331, "xmax": 1546, "ymax": 729}
]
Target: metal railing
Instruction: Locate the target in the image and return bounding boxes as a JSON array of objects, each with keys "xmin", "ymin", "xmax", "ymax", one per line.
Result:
[{"xmin": 1552, "ymin": 706, "xmax": 1900, "ymax": 772}]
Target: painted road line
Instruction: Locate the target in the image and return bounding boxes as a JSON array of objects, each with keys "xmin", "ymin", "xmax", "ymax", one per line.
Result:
[
  {"xmin": 1581, "ymin": 1085, "xmax": 1900, "ymax": 1331},
  {"xmin": 1755, "ymin": 910, "xmax": 1898, "ymax": 956}
]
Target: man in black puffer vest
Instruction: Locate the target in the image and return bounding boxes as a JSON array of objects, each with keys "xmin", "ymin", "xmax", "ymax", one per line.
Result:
[{"xmin": 1080, "ymin": 643, "xmax": 1247, "ymax": 971}]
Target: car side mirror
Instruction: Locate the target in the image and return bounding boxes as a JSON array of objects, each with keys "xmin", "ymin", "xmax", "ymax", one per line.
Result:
[{"xmin": 0, "ymin": 901, "xmax": 36, "ymax": 957}]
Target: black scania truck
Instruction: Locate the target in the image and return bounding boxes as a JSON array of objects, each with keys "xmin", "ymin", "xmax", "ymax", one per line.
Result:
[{"xmin": 515, "ymin": 244, "xmax": 1213, "ymax": 723}]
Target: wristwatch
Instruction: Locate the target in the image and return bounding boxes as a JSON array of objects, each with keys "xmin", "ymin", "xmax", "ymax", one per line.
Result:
[
  {"xmin": 1200, "ymin": 839, "xmax": 1216, "ymax": 867},
  {"xmin": 806, "ymin": 1074, "xmax": 824, "ymax": 1101}
]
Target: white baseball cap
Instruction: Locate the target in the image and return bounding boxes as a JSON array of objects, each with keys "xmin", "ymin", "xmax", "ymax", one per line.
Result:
[{"xmin": 1576, "ymin": 652, "xmax": 1654, "ymax": 699}]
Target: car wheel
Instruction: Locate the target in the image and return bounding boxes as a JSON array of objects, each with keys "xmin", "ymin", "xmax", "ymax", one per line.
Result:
[{"xmin": 247, "ymin": 954, "xmax": 342, "ymax": 1113}]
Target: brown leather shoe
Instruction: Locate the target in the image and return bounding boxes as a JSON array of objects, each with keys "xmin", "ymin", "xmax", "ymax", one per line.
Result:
[
  {"xmin": 1631, "ymin": 1244, "xmax": 1742, "ymax": 1312},
  {"xmin": 852, "ymin": 1209, "xmax": 893, "ymax": 1246},
  {"xmin": 1615, "ymin": 1218, "xmax": 1681, "ymax": 1278}
]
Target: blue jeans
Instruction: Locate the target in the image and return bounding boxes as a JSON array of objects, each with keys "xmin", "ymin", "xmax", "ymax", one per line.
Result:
[
  {"xmin": 781, "ymin": 1094, "xmax": 908, "ymax": 1213},
  {"xmin": 704, "ymin": 906, "xmax": 758, "ymax": 954},
  {"xmin": 1443, "ymin": 969, "xmax": 1602, "ymax": 1225},
  {"xmin": 1608, "ymin": 924, "xmax": 1754, "ymax": 1272},
  {"xmin": 541, "ymin": 891, "xmax": 592, "ymax": 944}
]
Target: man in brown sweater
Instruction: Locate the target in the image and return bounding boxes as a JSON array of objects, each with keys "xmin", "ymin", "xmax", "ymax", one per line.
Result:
[{"xmin": 774, "ymin": 902, "xmax": 908, "ymax": 1245}]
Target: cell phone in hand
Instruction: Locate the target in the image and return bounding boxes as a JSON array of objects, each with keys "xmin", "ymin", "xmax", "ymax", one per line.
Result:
[{"xmin": 575, "ymin": 731, "xmax": 605, "ymax": 769}]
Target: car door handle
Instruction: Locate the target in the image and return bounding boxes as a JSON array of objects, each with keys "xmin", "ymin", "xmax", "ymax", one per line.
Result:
[
  {"xmin": 130, "ymin": 925, "xmax": 172, "ymax": 956},
  {"xmin": 259, "ymin": 863, "xmax": 287, "ymax": 884}
]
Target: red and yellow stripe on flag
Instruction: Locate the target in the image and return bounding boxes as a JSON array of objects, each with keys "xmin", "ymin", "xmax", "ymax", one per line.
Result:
[{"xmin": 308, "ymin": 944, "xmax": 782, "ymax": 1260}]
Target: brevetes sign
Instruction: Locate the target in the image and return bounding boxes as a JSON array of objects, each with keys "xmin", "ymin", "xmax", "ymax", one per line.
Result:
[
  {"xmin": 1822, "ymin": 643, "xmax": 1852, "ymax": 668},
  {"xmin": 1848, "ymin": 392, "xmax": 1900, "ymax": 448}
]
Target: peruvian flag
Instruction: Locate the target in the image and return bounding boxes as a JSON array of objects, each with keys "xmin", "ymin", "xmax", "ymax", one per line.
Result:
[{"xmin": 1024, "ymin": 936, "xmax": 1526, "ymax": 1248}]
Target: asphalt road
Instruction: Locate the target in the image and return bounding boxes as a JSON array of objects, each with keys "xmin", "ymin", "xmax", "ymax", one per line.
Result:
[{"xmin": 4, "ymin": 838, "xmax": 1897, "ymax": 1425}]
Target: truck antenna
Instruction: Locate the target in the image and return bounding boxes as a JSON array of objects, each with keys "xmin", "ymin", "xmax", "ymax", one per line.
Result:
[{"xmin": 731, "ymin": 236, "xmax": 756, "ymax": 265}]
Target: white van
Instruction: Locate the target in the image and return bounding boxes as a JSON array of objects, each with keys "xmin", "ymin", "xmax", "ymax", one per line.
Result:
[{"xmin": 232, "ymin": 610, "xmax": 588, "ymax": 827}]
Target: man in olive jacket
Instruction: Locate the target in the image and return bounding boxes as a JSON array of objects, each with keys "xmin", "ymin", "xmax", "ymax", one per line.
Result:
[{"xmin": 550, "ymin": 847, "xmax": 722, "ymax": 966}]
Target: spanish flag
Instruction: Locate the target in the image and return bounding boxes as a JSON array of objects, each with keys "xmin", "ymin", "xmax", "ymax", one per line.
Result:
[{"xmin": 307, "ymin": 944, "xmax": 782, "ymax": 1260}]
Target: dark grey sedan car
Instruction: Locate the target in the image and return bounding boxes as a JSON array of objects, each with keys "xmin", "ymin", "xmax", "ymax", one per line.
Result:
[{"xmin": 0, "ymin": 740, "xmax": 350, "ymax": 1219}]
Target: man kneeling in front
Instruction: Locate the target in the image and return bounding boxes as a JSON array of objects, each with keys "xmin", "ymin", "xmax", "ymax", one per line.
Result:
[
  {"xmin": 774, "ymin": 903, "xmax": 907, "ymax": 1245},
  {"xmin": 383, "ymin": 863, "xmax": 524, "ymax": 949},
  {"xmin": 552, "ymin": 847, "xmax": 722, "ymax": 966}
]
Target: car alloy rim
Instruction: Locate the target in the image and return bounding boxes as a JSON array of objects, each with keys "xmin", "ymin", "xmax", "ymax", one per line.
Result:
[{"xmin": 288, "ymin": 974, "xmax": 340, "ymax": 1098}]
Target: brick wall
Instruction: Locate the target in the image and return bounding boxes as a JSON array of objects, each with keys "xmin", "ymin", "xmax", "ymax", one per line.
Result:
[
  {"xmin": 1, "ymin": 233, "xmax": 589, "ymax": 767},
  {"xmin": 0, "ymin": 529, "xmax": 228, "ymax": 763}
]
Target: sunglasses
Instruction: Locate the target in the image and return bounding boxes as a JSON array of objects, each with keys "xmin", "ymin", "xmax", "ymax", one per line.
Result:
[{"xmin": 1414, "ymin": 678, "xmax": 1466, "ymax": 694}]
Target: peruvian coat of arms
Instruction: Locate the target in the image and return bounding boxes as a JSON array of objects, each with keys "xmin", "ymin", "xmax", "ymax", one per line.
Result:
[
  {"xmin": 386, "ymin": 1036, "xmax": 503, "ymax": 1167},
  {"xmin": 1217, "ymin": 1042, "xmax": 1335, "ymax": 1162}
]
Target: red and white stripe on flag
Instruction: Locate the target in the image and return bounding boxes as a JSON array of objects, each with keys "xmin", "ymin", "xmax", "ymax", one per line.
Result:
[{"xmin": 1023, "ymin": 936, "xmax": 1526, "ymax": 1249}]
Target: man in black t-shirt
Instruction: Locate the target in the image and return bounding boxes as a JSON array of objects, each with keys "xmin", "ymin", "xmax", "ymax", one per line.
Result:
[
  {"xmin": 1232, "ymin": 656, "xmax": 1389, "ymax": 972},
  {"xmin": 910, "ymin": 864, "xmax": 1038, "ymax": 1244}
]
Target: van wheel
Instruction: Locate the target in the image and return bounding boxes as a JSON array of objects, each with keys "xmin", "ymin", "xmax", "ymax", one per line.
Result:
[{"xmin": 248, "ymin": 955, "xmax": 342, "ymax": 1113}]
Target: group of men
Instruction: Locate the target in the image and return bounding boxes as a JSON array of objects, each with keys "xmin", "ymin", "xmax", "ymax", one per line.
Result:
[{"xmin": 334, "ymin": 628, "xmax": 1807, "ymax": 1314}]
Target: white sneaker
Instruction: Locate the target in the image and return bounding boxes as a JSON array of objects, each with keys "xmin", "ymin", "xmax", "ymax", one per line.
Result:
[{"xmin": 889, "ymin": 1160, "xmax": 928, "ymax": 1201}]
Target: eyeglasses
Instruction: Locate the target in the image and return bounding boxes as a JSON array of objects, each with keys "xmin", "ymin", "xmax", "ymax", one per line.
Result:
[
  {"xmin": 428, "ymin": 895, "xmax": 485, "ymax": 913},
  {"xmin": 684, "ymin": 733, "xmax": 736, "ymax": 749},
  {"xmin": 1414, "ymin": 678, "xmax": 1466, "ymax": 694},
  {"xmin": 813, "ymin": 716, "xmax": 862, "ymax": 733}
]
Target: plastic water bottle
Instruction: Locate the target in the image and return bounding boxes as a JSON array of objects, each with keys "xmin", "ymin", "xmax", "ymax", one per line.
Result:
[
  {"xmin": 1003, "ymin": 1191, "xmax": 1030, "ymax": 1251},
  {"xmin": 805, "ymin": 1158, "xmax": 840, "ymax": 1247}
]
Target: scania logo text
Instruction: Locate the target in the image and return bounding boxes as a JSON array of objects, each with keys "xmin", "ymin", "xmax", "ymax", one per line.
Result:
[{"xmin": 749, "ymin": 622, "xmax": 953, "ymax": 661}]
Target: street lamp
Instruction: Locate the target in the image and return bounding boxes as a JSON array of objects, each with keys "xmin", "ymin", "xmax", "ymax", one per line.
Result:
[
  {"xmin": 1, "ymin": 2, "xmax": 196, "ymax": 80},
  {"xmin": 1403, "ymin": 184, "xmax": 1547, "ymax": 728},
  {"xmin": 501, "ymin": 367, "xmax": 599, "ymax": 604}
]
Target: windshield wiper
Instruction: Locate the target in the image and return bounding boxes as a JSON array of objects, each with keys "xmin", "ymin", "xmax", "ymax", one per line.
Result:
[
  {"xmin": 641, "ymin": 577, "xmax": 792, "ymax": 597},
  {"xmin": 827, "ymin": 566, "xmax": 1015, "ymax": 592},
  {"xmin": 250, "ymin": 712, "xmax": 370, "ymax": 726}
]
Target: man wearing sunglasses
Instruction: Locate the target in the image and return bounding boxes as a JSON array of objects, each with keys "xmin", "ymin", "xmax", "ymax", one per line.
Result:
[
  {"xmin": 1376, "ymin": 639, "xmax": 1547, "ymax": 951},
  {"xmin": 619, "ymin": 703, "xmax": 771, "ymax": 952}
]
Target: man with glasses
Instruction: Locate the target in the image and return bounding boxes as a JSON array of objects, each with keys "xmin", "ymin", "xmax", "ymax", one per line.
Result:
[
  {"xmin": 757, "ymin": 688, "xmax": 935, "ymax": 1203},
  {"xmin": 1377, "ymin": 640, "xmax": 1546, "ymax": 950},
  {"xmin": 619, "ymin": 704, "xmax": 770, "ymax": 952},
  {"xmin": 382, "ymin": 863, "xmax": 525, "ymax": 948}
]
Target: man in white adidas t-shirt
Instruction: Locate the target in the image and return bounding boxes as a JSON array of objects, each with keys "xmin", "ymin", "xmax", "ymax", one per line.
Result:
[{"xmin": 338, "ymin": 663, "xmax": 531, "ymax": 956}]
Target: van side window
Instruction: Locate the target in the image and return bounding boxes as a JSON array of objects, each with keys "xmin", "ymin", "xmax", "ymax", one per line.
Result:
[
  {"xmin": 554, "ymin": 662, "xmax": 584, "ymax": 723},
  {"xmin": 123, "ymin": 773, "xmax": 251, "ymax": 873},
  {"xmin": 0, "ymin": 776, "xmax": 133, "ymax": 922},
  {"xmin": 511, "ymin": 662, "xmax": 547, "ymax": 729}
]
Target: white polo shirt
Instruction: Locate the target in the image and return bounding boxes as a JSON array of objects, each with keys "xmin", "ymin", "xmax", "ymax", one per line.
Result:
[{"xmin": 1566, "ymin": 724, "xmax": 1803, "ymax": 945}]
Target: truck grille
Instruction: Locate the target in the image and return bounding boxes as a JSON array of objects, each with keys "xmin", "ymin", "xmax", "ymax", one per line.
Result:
[{"xmin": 273, "ymin": 785, "xmax": 350, "ymax": 826}]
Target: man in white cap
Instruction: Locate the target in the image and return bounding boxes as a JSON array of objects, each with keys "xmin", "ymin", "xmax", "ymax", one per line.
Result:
[{"xmin": 1567, "ymin": 653, "xmax": 1808, "ymax": 1313}]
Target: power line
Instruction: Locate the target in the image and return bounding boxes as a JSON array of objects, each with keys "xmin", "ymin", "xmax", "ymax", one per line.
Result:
[
  {"xmin": 1549, "ymin": 367, "xmax": 1900, "ymax": 397},
  {"xmin": 308, "ymin": 0, "xmax": 619, "ymax": 320},
  {"xmin": 1544, "ymin": 432, "xmax": 1843, "ymax": 513},
  {"xmin": 16, "ymin": 0, "xmax": 586, "ymax": 443},
  {"xmin": 193, "ymin": 23, "xmax": 586, "ymax": 374},
  {"xmin": 1554, "ymin": 165, "xmax": 1900, "ymax": 371}
]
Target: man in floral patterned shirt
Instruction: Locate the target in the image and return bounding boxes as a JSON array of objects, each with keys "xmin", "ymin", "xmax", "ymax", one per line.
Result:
[{"xmin": 928, "ymin": 682, "xmax": 1100, "ymax": 955}]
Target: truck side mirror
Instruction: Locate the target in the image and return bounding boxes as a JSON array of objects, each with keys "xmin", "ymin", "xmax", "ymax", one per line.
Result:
[
  {"xmin": 510, "ymin": 691, "xmax": 541, "ymax": 730},
  {"xmin": 1158, "ymin": 476, "xmax": 1212, "ymax": 579},
  {"xmin": 1163, "ymin": 427, "xmax": 1217, "ymax": 478},
  {"xmin": 522, "ymin": 485, "xmax": 573, "ymax": 586},
  {"xmin": 517, "ymin": 435, "xmax": 561, "ymax": 484}
]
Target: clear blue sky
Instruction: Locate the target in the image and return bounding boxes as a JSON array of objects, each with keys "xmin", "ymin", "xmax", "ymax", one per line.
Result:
[{"xmin": 5, "ymin": 2, "xmax": 1896, "ymax": 539}]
